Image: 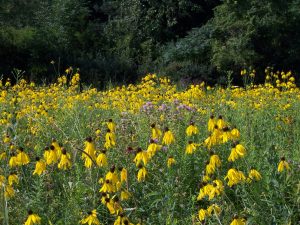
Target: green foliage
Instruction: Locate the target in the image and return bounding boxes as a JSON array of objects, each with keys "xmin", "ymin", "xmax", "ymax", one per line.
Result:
[
  {"xmin": 158, "ymin": 0, "xmax": 300, "ymax": 83},
  {"xmin": 0, "ymin": 0, "xmax": 300, "ymax": 85}
]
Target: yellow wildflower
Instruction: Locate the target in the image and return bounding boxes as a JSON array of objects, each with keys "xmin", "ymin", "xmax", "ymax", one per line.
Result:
[
  {"xmin": 185, "ymin": 141, "xmax": 197, "ymax": 154},
  {"xmin": 104, "ymin": 129, "xmax": 116, "ymax": 149},
  {"xmin": 105, "ymin": 166, "xmax": 119, "ymax": 185},
  {"xmin": 58, "ymin": 148, "xmax": 72, "ymax": 170},
  {"xmin": 225, "ymin": 168, "xmax": 246, "ymax": 187},
  {"xmin": 107, "ymin": 119, "xmax": 116, "ymax": 133},
  {"xmin": 5, "ymin": 185, "xmax": 15, "ymax": 198},
  {"xmin": 209, "ymin": 153, "xmax": 221, "ymax": 168},
  {"xmin": 230, "ymin": 216, "xmax": 246, "ymax": 225},
  {"xmin": 167, "ymin": 156, "xmax": 176, "ymax": 168},
  {"xmin": 208, "ymin": 115, "xmax": 216, "ymax": 132},
  {"xmin": 96, "ymin": 150, "xmax": 108, "ymax": 167},
  {"xmin": 33, "ymin": 157, "xmax": 46, "ymax": 176},
  {"xmin": 231, "ymin": 126, "xmax": 240, "ymax": 140},
  {"xmin": 17, "ymin": 147, "xmax": 30, "ymax": 165},
  {"xmin": 51, "ymin": 139, "xmax": 62, "ymax": 158},
  {"xmin": 162, "ymin": 128, "xmax": 175, "ymax": 145},
  {"xmin": 248, "ymin": 168, "xmax": 262, "ymax": 181},
  {"xmin": 8, "ymin": 173, "xmax": 19, "ymax": 185},
  {"xmin": 278, "ymin": 157, "xmax": 290, "ymax": 172},
  {"xmin": 24, "ymin": 210, "xmax": 41, "ymax": 225},
  {"xmin": 134, "ymin": 148, "xmax": 148, "ymax": 166},
  {"xmin": 137, "ymin": 165, "xmax": 147, "ymax": 182},
  {"xmin": 80, "ymin": 209, "xmax": 101, "ymax": 225},
  {"xmin": 217, "ymin": 115, "xmax": 226, "ymax": 129},
  {"xmin": 119, "ymin": 167, "xmax": 127, "ymax": 183},
  {"xmin": 0, "ymin": 175, "xmax": 5, "ymax": 185},
  {"xmin": 147, "ymin": 140, "xmax": 161, "ymax": 158},
  {"xmin": 186, "ymin": 122, "xmax": 199, "ymax": 136},
  {"xmin": 198, "ymin": 209, "xmax": 206, "ymax": 221},
  {"xmin": 99, "ymin": 179, "xmax": 115, "ymax": 193},
  {"xmin": 9, "ymin": 154, "xmax": 19, "ymax": 168},
  {"xmin": 82, "ymin": 137, "xmax": 97, "ymax": 168},
  {"xmin": 151, "ymin": 123, "xmax": 162, "ymax": 140}
]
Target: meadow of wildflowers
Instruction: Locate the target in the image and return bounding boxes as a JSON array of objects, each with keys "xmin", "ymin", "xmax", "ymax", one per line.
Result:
[{"xmin": 0, "ymin": 69, "xmax": 300, "ymax": 225}]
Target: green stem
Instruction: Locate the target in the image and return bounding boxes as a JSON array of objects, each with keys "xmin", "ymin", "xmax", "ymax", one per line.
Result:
[{"xmin": 3, "ymin": 186, "xmax": 9, "ymax": 225}]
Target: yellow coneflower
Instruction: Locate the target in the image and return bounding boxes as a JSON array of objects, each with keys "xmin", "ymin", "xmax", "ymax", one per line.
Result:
[
  {"xmin": 225, "ymin": 168, "xmax": 246, "ymax": 187},
  {"xmin": 24, "ymin": 210, "xmax": 41, "ymax": 225},
  {"xmin": 278, "ymin": 157, "xmax": 290, "ymax": 172},
  {"xmin": 147, "ymin": 139, "xmax": 161, "ymax": 158},
  {"xmin": 96, "ymin": 150, "xmax": 108, "ymax": 167},
  {"xmin": 133, "ymin": 147, "xmax": 148, "ymax": 166},
  {"xmin": 228, "ymin": 147, "xmax": 239, "ymax": 162},
  {"xmin": 84, "ymin": 157, "xmax": 93, "ymax": 169},
  {"xmin": 107, "ymin": 119, "xmax": 116, "ymax": 133},
  {"xmin": 208, "ymin": 115, "xmax": 216, "ymax": 132},
  {"xmin": 231, "ymin": 126, "xmax": 240, "ymax": 140},
  {"xmin": 207, "ymin": 204, "xmax": 221, "ymax": 216},
  {"xmin": 51, "ymin": 139, "xmax": 62, "ymax": 158},
  {"xmin": 82, "ymin": 137, "xmax": 97, "ymax": 168},
  {"xmin": 0, "ymin": 151, "xmax": 6, "ymax": 160},
  {"xmin": 137, "ymin": 164, "xmax": 147, "ymax": 182},
  {"xmin": 95, "ymin": 129, "xmax": 101, "ymax": 136},
  {"xmin": 104, "ymin": 129, "xmax": 116, "ymax": 149},
  {"xmin": 114, "ymin": 214, "xmax": 134, "ymax": 225},
  {"xmin": 162, "ymin": 127, "xmax": 175, "ymax": 145},
  {"xmin": 221, "ymin": 126, "xmax": 232, "ymax": 143},
  {"xmin": 209, "ymin": 153, "xmax": 221, "ymax": 168},
  {"xmin": 43, "ymin": 147, "xmax": 50, "ymax": 163},
  {"xmin": 248, "ymin": 168, "xmax": 262, "ymax": 181},
  {"xmin": 205, "ymin": 162, "xmax": 215, "ymax": 175},
  {"xmin": 4, "ymin": 185, "xmax": 15, "ymax": 198},
  {"xmin": 235, "ymin": 143, "xmax": 246, "ymax": 156},
  {"xmin": 186, "ymin": 121, "xmax": 199, "ymax": 136},
  {"xmin": 33, "ymin": 157, "xmax": 46, "ymax": 176},
  {"xmin": 228, "ymin": 142, "xmax": 246, "ymax": 162},
  {"xmin": 0, "ymin": 175, "xmax": 5, "ymax": 185},
  {"xmin": 100, "ymin": 192, "xmax": 109, "ymax": 205},
  {"xmin": 9, "ymin": 153, "xmax": 19, "ymax": 168},
  {"xmin": 3, "ymin": 134, "xmax": 10, "ymax": 143},
  {"xmin": 185, "ymin": 141, "xmax": 197, "ymax": 154},
  {"xmin": 104, "ymin": 197, "xmax": 116, "ymax": 214},
  {"xmin": 17, "ymin": 147, "xmax": 30, "ymax": 165},
  {"xmin": 10, "ymin": 143, "xmax": 15, "ymax": 151},
  {"xmin": 204, "ymin": 136, "xmax": 214, "ymax": 149},
  {"xmin": 100, "ymin": 179, "xmax": 115, "ymax": 193},
  {"xmin": 197, "ymin": 183, "xmax": 214, "ymax": 201},
  {"xmin": 167, "ymin": 156, "xmax": 176, "ymax": 168},
  {"xmin": 105, "ymin": 166, "xmax": 119, "ymax": 185},
  {"xmin": 151, "ymin": 123, "xmax": 162, "ymax": 140},
  {"xmin": 80, "ymin": 209, "xmax": 101, "ymax": 225},
  {"xmin": 119, "ymin": 167, "xmax": 127, "ymax": 183},
  {"xmin": 202, "ymin": 175, "xmax": 211, "ymax": 182},
  {"xmin": 44, "ymin": 145, "xmax": 58, "ymax": 165},
  {"xmin": 211, "ymin": 125, "xmax": 222, "ymax": 144},
  {"xmin": 230, "ymin": 216, "xmax": 246, "ymax": 225},
  {"xmin": 58, "ymin": 148, "xmax": 72, "ymax": 170},
  {"xmin": 208, "ymin": 180, "xmax": 224, "ymax": 200},
  {"xmin": 198, "ymin": 208, "xmax": 207, "ymax": 221},
  {"xmin": 8, "ymin": 173, "xmax": 19, "ymax": 185},
  {"xmin": 217, "ymin": 115, "xmax": 226, "ymax": 129},
  {"xmin": 111, "ymin": 196, "xmax": 123, "ymax": 215}
]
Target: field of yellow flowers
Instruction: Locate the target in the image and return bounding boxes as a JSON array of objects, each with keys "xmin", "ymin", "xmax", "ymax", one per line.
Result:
[{"xmin": 0, "ymin": 70, "xmax": 300, "ymax": 225}]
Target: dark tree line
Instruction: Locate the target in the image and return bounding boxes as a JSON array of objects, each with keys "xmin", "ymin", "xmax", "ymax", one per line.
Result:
[{"xmin": 0, "ymin": 0, "xmax": 299, "ymax": 86}]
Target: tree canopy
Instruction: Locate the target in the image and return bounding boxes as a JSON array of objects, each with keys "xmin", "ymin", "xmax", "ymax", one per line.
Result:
[{"xmin": 0, "ymin": 0, "xmax": 299, "ymax": 86}]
